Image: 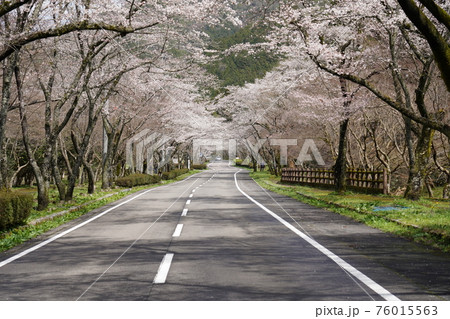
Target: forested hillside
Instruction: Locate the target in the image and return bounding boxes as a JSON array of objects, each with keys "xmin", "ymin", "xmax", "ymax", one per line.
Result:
[{"xmin": 204, "ymin": 24, "xmax": 280, "ymax": 98}]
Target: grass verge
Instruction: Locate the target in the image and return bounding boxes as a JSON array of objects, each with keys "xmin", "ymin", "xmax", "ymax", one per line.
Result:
[
  {"xmin": 0, "ymin": 170, "xmax": 201, "ymax": 253},
  {"xmin": 250, "ymin": 170, "xmax": 450, "ymax": 253}
]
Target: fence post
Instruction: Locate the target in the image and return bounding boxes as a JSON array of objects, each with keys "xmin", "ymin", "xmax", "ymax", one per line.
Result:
[{"xmin": 383, "ymin": 168, "xmax": 388, "ymax": 195}]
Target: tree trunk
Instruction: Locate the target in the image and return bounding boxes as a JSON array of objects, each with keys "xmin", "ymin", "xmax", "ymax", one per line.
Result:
[
  {"xmin": 101, "ymin": 129, "xmax": 114, "ymax": 189},
  {"xmin": 8, "ymin": 162, "xmax": 29, "ymax": 189},
  {"xmin": 335, "ymin": 118, "xmax": 349, "ymax": 194},
  {"xmin": 101, "ymin": 123, "xmax": 110, "ymax": 189},
  {"xmin": 251, "ymin": 156, "xmax": 257, "ymax": 172},
  {"xmin": 404, "ymin": 116, "xmax": 416, "ymax": 195},
  {"xmin": 431, "ymin": 139, "xmax": 450, "ymax": 200},
  {"xmin": 385, "ymin": 168, "xmax": 391, "ymax": 195},
  {"xmin": 102, "ymin": 155, "xmax": 113, "ymax": 189},
  {"xmin": 425, "ymin": 176, "xmax": 434, "ymax": 198},
  {"xmin": 19, "ymin": 105, "xmax": 50, "ymax": 210},
  {"xmin": 404, "ymin": 126, "xmax": 435, "ymax": 200},
  {"xmin": 85, "ymin": 163, "xmax": 96, "ymax": 194},
  {"xmin": 52, "ymin": 142, "xmax": 66, "ymax": 201},
  {"xmin": 334, "ymin": 77, "xmax": 351, "ymax": 194},
  {"xmin": 66, "ymin": 130, "xmax": 92, "ymax": 201},
  {"xmin": 65, "ymin": 166, "xmax": 79, "ymax": 201},
  {"xmin": 101, "ymin": 117, "xmax": 125, "ymax": 189},
  {"xmin": 443, "ymin": 177, "xmax": 450, "ymax": 199},
  {"xmin": 0, "ymin": 56, "xmax": 17, "ymax": 189}
]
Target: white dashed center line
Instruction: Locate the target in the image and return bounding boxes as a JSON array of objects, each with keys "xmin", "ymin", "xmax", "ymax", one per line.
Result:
[
  {"xmin": 172, "ymin": 224, "xmax": 184, "ymax": 237},
  {"xmin": 153, "ymin": 253, "xmax": 174, "ymax": 284},
  {"xmin": 181, "ymin": 208, "xmax": 188, "ymax": 216},
  {"xmin": 186, "ymin": 200, "xmax": 191, "ymax": 205}
]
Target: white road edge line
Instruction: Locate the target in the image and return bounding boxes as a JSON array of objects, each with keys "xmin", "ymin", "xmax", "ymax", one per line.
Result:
[
  {"xmin": 0, "ymin": 173, "xmax": 203, "ymax": 269},
  {"xmin": 172, "ymin": 224, "xmax": 184, "ymax": 237},
  {"xmin": 181, "ymin": 209, "xmax": 188, "ymax": 217},
  {"xmin": 233, "ymin": 170, "xmax": 400, "ymax": 302},
  {"xmin": 153, "ymin": 253, "xmax": 174, "ymax": 284}
]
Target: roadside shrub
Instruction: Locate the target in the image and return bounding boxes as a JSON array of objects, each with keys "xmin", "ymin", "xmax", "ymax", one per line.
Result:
[
  {"xmin": 115, "ymin": 173, "xmax": 160, "ymax": 188},
  {"xmin": 235, "ymin": 159, "xmax": 243, "ymax": 166},
  {"xmin": 192, "ymin": 164, "xmax": 207, "ymax": 170},
  {"xmin": 173, "ymin": 168, "xmax": 189, "ymax": 176},
  {"xmin": 161, "ymin": 171, "xmax": 175, "ymax": 180},
  {"xmin": 0, "ymin": 191, "xmax": 33, "ymax": 231},
  {"xmin": 161, "ymin": 168, "xmax": 189, "ymax": 180},
  {"xmin": 149, "ymin": 175, "xmax": 161, "ymax": 184}
]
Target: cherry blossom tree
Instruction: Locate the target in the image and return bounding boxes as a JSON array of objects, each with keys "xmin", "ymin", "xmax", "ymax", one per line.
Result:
[
  {"xmin": 0, "ymin": 0, "xmax": 161, "ymax": 188},
  {"xmin": 261, "ymin": 0, "xmax": 449, "ymax": 199}
]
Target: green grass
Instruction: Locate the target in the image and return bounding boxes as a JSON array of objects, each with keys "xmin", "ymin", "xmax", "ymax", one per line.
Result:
[
  {"xmin": 250, "ymin": 170, "xmax": 450, "ymax": 253},
  {"xmin": 0, "ymin": 170, "xmax": 201, "ymax": 253}
]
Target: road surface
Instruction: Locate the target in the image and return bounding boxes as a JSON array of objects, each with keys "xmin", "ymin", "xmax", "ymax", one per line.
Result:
[{"xmin": 0, "ymin": 162, "xmax": 449, "ymax": 301}]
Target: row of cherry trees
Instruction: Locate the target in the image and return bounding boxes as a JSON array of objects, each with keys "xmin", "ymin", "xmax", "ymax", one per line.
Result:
[
  {"xmin": 0, "ymin": 0, "xmax": 242, "ymax": 209},
  {"xmin": 275, "ymin": 0, "xmax": 449, "ymax": 199},
  {"xmin": 213, "ymin": 0, "xmax": 449, "ymax": 199}
]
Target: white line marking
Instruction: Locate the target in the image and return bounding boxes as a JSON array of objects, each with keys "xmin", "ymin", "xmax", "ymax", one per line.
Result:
[
  {"xmin": 153, "ymin": 253, "xmax": 174, "ymax": 284},
  {"xmin": 189, "ymin": 194, "xmax": 193, "ymax": 198},
  {"xmin": 172, "ymin": 224, "xmax": 184, "ymax": 237},
  {"xmin": 75, "ymin": 178, "xmax": 200, "ymax": 300},
  {"xmin": 192, "ymin": 189, "xmax": 196, "ymax": 193},
  {"xmin": 234, "ymin": 171, "xmax": 400, "ymax": 302},
  {"xmin": 186, "ymin": 200, "xmax": 191, "ymax": 205},
  {"xmin": 0, "ymin": 188, "xmax": 155, "ymax": 268},
  {"xmin": 0, "ymin": 173, "xmax": 203, "ymax": 269},
  {"xmin": 181, "ymin": 208, "xmax": 188, "ymax": 217}
]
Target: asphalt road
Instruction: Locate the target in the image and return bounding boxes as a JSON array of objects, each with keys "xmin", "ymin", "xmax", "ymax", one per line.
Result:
[{"xmin": 0, "ymin": 162, "xmax": 449, "ymax": 301}]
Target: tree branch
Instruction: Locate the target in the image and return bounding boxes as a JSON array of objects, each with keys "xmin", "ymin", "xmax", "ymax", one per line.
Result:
[
  {"xmin": 0, "ymin": 0, "xmax": 32, "ymax": 18},
  {"xmin": 397, "ymin": 0, "xmax": 450, "ymax": 91},
  {"xmin": 418, "ymin": 0, "xmax": 450, "ymax": 31},
  {"xmin": 311, "ymin": 55, "xmax": 450, "ymax": 138},
  {"xmin": 0, "ymin": 21, "xmax": 159, "ymax": 62}
]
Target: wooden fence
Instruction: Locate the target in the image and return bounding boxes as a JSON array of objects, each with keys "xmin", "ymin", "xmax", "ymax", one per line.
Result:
[{"xmin": 281, "ymin": 168, "xmax": 388, "ymax": 194}]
